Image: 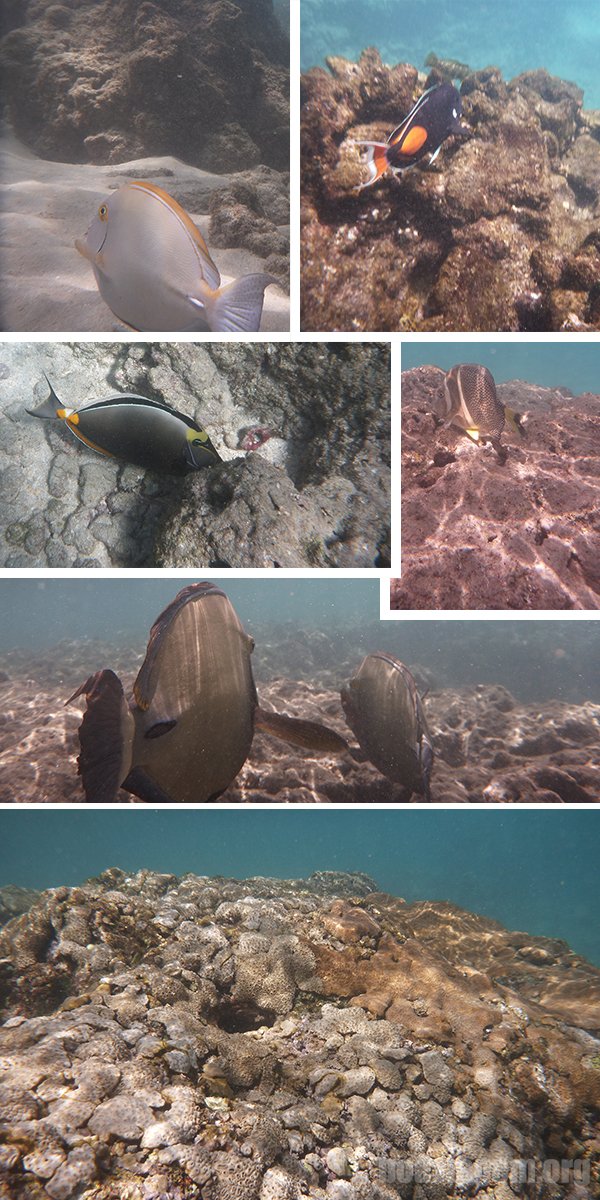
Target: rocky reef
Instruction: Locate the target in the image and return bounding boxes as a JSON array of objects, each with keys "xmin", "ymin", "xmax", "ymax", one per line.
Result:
[
  {"xmin": 1, "ymin": 638, "xmax": 598, "ymax": 803},
  {"xmin": 301, "ymin": 50, "xmax": 600, "ymax": 331},
  {"xmin": 0, "ymin": 869, "xmax": 598, "ymax": 1199},
  {"xmin": 0, "ymin": 0, "xmax": 288, "ymax": 172},
  {"xmin": 0, "ymin": 343, "xmax": 390, "ymax": 568},
  {"xmin": 394, "ymin": 369, "xmax": 600, "ymax": 610}
]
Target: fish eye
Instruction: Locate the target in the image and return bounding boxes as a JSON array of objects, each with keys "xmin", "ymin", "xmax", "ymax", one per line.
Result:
[
  {"xmin": 98, "ymin": 203, "xmax": 108, "ymax": 220},
  {"xmin": 193, "ymin": 433, "xmax": 209, "ymax": 445}
]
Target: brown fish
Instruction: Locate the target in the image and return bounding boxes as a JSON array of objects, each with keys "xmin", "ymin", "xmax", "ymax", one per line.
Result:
[
  {"xmin": 341, "ymin": 653, "xmax": 434, "ymax": 799},
  {"xmin": 67, "ymin": 583, "xmax": 348, "ymax": 803}
]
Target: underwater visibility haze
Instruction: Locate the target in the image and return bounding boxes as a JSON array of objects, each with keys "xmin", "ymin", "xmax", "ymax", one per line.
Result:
[
  {"xmin": 301, "ymin": 0, "xmax": 600, "ymax": 332},
  {"xmin": 397, "ymin": 349, "xmax": 600, "ymax": 611},
  {"xmin": 0, "ymin": 0, "xmax": 291, "ymax": 332},
  {"xmin": 0, "ymin": 579, "xmax": 599, "ymax": 804},
  {"xmin": 301, "ymin": 0, "xmax": 600, "ymax": 109},
  {"xmin": 0, "ymin": 810, "xmax": 598, "ymax": 1197}
]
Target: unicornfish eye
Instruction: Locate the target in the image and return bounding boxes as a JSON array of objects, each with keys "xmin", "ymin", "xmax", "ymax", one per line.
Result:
[{"xmin": 98, "ymin": 204, "xmax": 108, "ymax": 220}]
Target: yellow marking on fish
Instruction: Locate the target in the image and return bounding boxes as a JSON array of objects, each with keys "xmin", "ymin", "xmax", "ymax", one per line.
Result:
[
  {"xmin": 57, "ymin": 408, "xmax": 69, "ymax": 420},
  {"xmin": 466, "ymin": 428, "xmax": 480, "ymax": 441},
  {"xmin": 186, "ymin": 427, "xmax": 209, "ymax": 443}
]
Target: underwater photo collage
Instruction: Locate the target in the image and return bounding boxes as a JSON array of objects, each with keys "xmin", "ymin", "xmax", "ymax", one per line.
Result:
[{"xmin": 0, "ymin": 2, "xmax": 599, "ymax": 1199}]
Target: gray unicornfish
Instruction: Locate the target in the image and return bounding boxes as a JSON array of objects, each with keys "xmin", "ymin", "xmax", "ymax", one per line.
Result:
[
  {"xmin": 75, "ymin": 181, "xmax": 277, "ymax": 332},
  {"xmin": 341, "ymin": 652, "xmax": 434, "ymax": 799},
  {"xmin": 27, "ymin": 377, "xmax": 221, "ymax": 473},
  {"xmin": 67, "ymin": 583, "xmax": 350, "ymax": 804}
]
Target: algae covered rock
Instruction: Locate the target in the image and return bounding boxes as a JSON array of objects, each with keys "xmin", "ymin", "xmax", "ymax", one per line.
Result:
[
  {"xmin": 0, "ymin": 869, "xmax": 597, "ymax": 1197},
  {"xmin": 301, "ymin": 54, "xmax": 600, "ymax": 331}
]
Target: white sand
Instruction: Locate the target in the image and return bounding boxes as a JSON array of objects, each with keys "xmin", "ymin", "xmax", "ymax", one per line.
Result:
[{"xmin": 0, "ymin": 130, "xmax": 289, "ymax": 333}]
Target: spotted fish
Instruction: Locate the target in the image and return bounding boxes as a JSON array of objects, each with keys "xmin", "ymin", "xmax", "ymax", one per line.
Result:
[
  {"xmin": 435, "ymin": 363, "xmax": 506, "ymax": 452},
  {"xmin": 341, "ymin": 653, "xmax": 434, "ymax": 799}
]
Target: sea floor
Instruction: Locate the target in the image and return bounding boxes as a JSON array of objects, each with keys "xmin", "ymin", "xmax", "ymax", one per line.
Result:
[
  {"xmin": 0, "ymin": 869, "xmax": 597, "ymax": 1199},
  {"xmin": 1, "ymin": 643, "xmax": 598, "ymax": 804},
  {"xmin": 0, "ymin": 129, "xmax": 289, "ymax": 334}
]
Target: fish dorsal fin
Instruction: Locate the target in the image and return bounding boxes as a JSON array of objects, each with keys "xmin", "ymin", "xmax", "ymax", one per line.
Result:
[
  {"xmin": 387, "ymin": 85, "xmax": 436, "ymax": 146},
  {"xmin": 255, "ymin": 707, "xmax": 349, "ymax": 755},
  {"xmin": 128, "ymin": 181, "xmax": 222, "ymax": 291},
  {"xmin": 133, "ymin": 582, "xmax": 229, "ymax": 710}
]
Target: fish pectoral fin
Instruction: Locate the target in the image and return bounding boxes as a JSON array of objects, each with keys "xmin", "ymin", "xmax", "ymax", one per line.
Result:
[
  {"xmin": 255, "ymin": 707, "xmax": 349, "ymax": 755},
  {"xmin": 121, "ymin": 766, "xmax": 176, "ymax": 803},
  {"xmin": 66, "ymin": 669, "xmax": 134, "ymax": 803},
  {"xmin": 198, "ymin": 274, "xmax": 278, "ymax": 333},
  {"xmin": 144, "ymin": 719, "xmax": 177, "ymax": 740}
]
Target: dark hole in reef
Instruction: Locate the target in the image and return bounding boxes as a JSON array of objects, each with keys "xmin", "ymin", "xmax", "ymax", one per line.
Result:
[
  {"xmin": 213, "ymin": 999, "xmax": 277, "ymax": 1033},
  {"xmin": 516, "ymin": 294, "xmax": 553, "ymax": 332}
]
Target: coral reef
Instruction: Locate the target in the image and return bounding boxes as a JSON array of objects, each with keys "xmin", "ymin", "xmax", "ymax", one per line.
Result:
[
  {"xmin": 394, "ymin": 370, "xmax": 600, "ymax": 610},
  {"xmin": 1, "ymin": 644, "xmax": 598, "ymax": 803},
  {"xmin": 0, "ymin": 0, "xmax": 289, "ymax": 172},
  {"xmin": 0, "ymin": 870, "xmax": 598, "ymax": 1199},
  {"xmin": 0, "ymin": 343, "xmax": 390, "ymax": 568},
  {"xmin": 301, "ymin": 51, "xmax": 600, "ymax": 331}
]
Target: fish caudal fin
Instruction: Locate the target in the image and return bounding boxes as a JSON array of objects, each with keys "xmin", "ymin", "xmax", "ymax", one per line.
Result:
[
  {"xmin": 255, "ymin": 706, "xmax": 350, "ymax": 755},
  {"xmin": 26, "ymin": 377, "xmax": 64, "ymax": 419},
  {"xmin": 351, "ymin": 141, "xmax": 390, "ymax": 190},
  {"xmin": 66, "ymin": 669, "xmax": 134, "ymax": 802},
  {"xmin": 195, "ymin": 273, "xmax": 278, "ymax": 333}
]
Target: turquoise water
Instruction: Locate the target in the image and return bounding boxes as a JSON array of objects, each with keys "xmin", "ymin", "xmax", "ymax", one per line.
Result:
[
  {"xmin": 0, "ymin": 578, "xmax": 379, "ymax": 653},
  {"xmin": 1, "ymin": 809, "xmax": 598, "ymax": 965},
  {"xmin": 0, "ymin": 579, "xmax": 599, "ymax": 702},
  {"xmin": 401, "ymin": 342, "xmax": 600, "ymax": 393},
  {"xmin": 301, "ymin": 0, "xmax": 600, "ymax": 108}
]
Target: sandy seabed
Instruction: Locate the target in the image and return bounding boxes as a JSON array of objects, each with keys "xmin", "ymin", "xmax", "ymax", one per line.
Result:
[{"xmin": 0, "ymin": 131, "xmax": 289, "ymax": 334}]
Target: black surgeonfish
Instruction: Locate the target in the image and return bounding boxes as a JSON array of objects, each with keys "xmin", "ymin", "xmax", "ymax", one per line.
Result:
[
  {"xmin": 354, "ymin": 82, "xmax": 466, "ymax": 190},
  {"xmin": 341, "ymin": 653, "xmax": 434, "ymax": 799},
  {"xmin": 27, "ymin": 378, "xmax": 220, "ymax": 472},
  {"xmin": 67, "ymin": 583, "xmax": 350, "ymax": 803}
]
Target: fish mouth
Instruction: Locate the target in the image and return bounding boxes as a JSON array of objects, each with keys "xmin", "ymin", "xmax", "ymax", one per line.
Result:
[{"xmin": 75, "ymin": 224, "xmax": 108, "ymax": 260}]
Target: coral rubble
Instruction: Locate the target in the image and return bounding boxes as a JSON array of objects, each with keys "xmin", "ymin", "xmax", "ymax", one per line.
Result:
[
  {"xmin": 0, "ymin": 870, "xmax": 598, "ymax": 1198},
  {"xmin": 301, "ymin": 51, "xmax": 600, "ymax": 332},
  {"xmin": 1, "ymin": 650, "xmax": 598, "ymax": 803},
  {"xmin": 395, "ymin": 370, "xmax": 600, "ymax": 610}
]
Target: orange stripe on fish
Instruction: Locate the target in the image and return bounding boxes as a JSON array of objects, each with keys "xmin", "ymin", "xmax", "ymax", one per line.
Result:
[
  {"xmin": 65, "ymin": 417, "xmax": 114, "ymax": 458},
  {"xmin": 397, "ymin": 124, "xmax": 428, "ymax": 155}
]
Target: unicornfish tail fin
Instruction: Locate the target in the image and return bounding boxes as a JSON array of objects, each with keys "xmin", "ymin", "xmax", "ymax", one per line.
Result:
[
  {"xmin": 65, "ymin": 669, "xmax": 134, "ymax": 802},
  {"xmin": 193, "ymin": 273, "xmax": 278, "ymax": 333},
  {"xmin": 255, "ymin": 706, "xmax": 350, "ymax": 755},
  {"xmin": 26, "ymin": 376, "xmax": 65, "ymax": 419}
]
